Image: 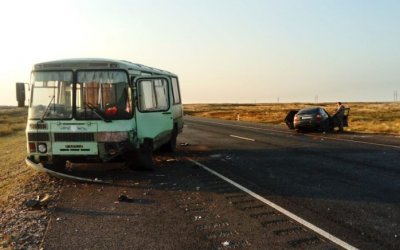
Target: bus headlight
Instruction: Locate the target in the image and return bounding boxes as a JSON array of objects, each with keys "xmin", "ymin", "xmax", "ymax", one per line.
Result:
[
  {"xmin": 37, "ymin": 143, "xmax": 47, "ymax": 153},
  {"xmin": 97, "ymin": 132, "xmax": 128, "ymax": 142}
]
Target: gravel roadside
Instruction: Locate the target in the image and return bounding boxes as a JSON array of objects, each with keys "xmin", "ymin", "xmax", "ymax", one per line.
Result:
[{"xmin": 1, "ymin": 173, "xmax": 63, "ymax": 249}]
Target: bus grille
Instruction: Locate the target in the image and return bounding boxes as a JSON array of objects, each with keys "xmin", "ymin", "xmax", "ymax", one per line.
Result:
[
  {"xmin": 54, "ymin": 133, "xmax": 95, "ymax": 142},
  {"xmin": 29, "ymin": 123, "xmax": 48, "ymax": 129},
  {"xmin": 28, "ymin": 133, "xmax": 50, "ymax": 141}
]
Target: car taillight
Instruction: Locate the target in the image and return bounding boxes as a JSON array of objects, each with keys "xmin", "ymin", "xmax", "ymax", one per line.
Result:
[{"xmin": 316, "ymin": 114, "xmax": 322, "ymax": 121}]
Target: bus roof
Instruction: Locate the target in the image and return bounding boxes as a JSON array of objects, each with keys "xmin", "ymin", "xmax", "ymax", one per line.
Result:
[{"xmin": 33, "ymin": 58, "xmax": 177, "ymax": 77}]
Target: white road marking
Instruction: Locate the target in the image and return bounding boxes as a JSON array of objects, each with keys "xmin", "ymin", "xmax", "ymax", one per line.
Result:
[
  {"xmin": 319, "ymin": 136, "xmax": 400, "ymax": 150},
  {"xmin": 229, "ymin": 134, "xmax": 255, "ymax": 141},
  {"xmin": 186, "ymin": 117, "xmax": 400, "ymax": 150},
  {"xmin": 187, "ymin": 158, "xmax": 359, "ymax": 250}
]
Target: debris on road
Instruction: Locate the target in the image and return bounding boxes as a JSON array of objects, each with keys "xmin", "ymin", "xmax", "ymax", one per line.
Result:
[
  {"xmin": 222, "ymin": 241, "xmax": 230, "ymax": 246},
  {"xmin": 116, "ymin": 194, "xmax": 155, "ymax": 205},
  {"xmin": 25, "ymin": 199, "xmax": 41, "ymax": 209},
  {"xmin": 224, "ymin": 155, "xmax": 232, "ymax": 160},
  {"xmin": 210, "ymin": 154, "xmax": 222, "ymax": 158},
  {"xmin": 117, "ymin": 194, "xmax": 134, "ymax": 203},
  {"xmin": 39, "ymin": 194, "xmax": 51, "ymax": 206},
  {"xmin": 25, "ymin": 194, "xmax": 51, "ymax": 209},
  {"xmin": 180, "ymin": 142, "xmax": 190, "ymax": 146}
]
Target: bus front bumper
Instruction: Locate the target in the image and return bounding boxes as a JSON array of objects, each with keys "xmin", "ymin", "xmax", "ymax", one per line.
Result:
[{"xmin": 25, "ymin": 157, "xmax": 112, "ymax": 184}]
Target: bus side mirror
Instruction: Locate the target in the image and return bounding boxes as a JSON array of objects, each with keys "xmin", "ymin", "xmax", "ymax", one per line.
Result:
[{"xmin": 16, "ymin": 82, "xmax": 26, "ymax": 107}]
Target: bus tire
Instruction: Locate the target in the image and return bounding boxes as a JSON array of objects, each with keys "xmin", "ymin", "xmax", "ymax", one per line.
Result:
[
  {"xmin": 127, "ymin": 139, "xmax": 154, "ymax": 170},
  {"xmin": 166, "ymin": 127, "xmax": 178, "ymax": 152},
  {"xmin": 160, "ymin": 126, "xmax": 178, "ymax": 153}
]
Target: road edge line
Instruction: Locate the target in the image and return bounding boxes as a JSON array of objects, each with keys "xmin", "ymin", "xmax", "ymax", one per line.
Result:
[{"xmin": 187, "ymin": 157, "xmax": 359, "ymax": 250}]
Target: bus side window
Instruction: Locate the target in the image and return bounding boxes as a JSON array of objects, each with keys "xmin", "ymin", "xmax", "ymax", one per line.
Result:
[
  {"xmin": 137, "ymin": 79, "xmax": 169, "ymax": 112},
  {"xmin": 171, "ymin": 77, "xmax": 181, "ymax": 104}
]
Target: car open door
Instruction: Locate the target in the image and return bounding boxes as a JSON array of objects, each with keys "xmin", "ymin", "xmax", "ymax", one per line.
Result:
[
  {"xmin": 285, "ymin": 110, "xmax": 299, "ymax": 129},
  {"xmin": 331, "ymin": 108, "xmax": 350, "ymax": 128},
  {"xmin": 343, "ymin": 108, "xmax": 350, "ymax": 127},
  {"xmin": 134, "ymin": 76, "xmax": 173, "ymax": 150}
]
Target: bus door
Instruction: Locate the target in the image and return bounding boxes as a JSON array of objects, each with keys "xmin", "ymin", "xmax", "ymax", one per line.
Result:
[{"xmin": 134, "ymin": 76, "xmax": 173, "ymax": 149}]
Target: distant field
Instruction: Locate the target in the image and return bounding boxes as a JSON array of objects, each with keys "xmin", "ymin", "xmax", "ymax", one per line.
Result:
[
  {"xmin": 0, "ymin": 107, "xmax": 27, "ymax": 137},
  {"xmin": 184, "ymin": 102, "xmax": 400, "ymax": 135}
]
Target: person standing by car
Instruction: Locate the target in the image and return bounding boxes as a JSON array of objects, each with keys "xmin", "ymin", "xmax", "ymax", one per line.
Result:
[{"xmin": 334, "ymin": 102, "xmax": 345, "ymax": 132}]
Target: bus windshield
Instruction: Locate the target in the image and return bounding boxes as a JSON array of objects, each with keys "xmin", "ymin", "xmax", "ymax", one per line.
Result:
[
  {"xmin": 29, "ymin": 70, "xmax": 132, "ymax": 120},
  {"xmin": 29, "ymin": 71, "xmax": 73, "ymax": 120},
  {"xmin": 75, "ymin": 71, "xmax": 132, "ymax": 120}
]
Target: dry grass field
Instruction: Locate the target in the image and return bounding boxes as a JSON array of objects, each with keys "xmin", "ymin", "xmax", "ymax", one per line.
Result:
[
  {"xmin": 0, "ymin": 107, "xmax": 27, "ymax": 137},
  {"xmin": 0, "ymin": 107, "xmax": 33, "ymax": 205},
  {"xmin": 184, "ymin": 102, "xmax": 400, "ymax": 135}
]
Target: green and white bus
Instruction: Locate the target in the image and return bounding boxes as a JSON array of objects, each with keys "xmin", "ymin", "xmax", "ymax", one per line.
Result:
[{"xmin": 16, "ymin": 58, "xmax": 183, "ymax": 176}]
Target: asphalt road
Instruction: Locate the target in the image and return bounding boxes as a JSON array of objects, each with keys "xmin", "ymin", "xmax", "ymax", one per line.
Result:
[{"xmin": 43, "ymin": 116, "xmax": 400, "ymax": 249}]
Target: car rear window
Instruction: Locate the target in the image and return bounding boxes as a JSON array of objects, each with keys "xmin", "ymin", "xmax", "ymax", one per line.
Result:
[{"xmin": 297, "ymin": 108, "xmax": 318, "ymax": 115}]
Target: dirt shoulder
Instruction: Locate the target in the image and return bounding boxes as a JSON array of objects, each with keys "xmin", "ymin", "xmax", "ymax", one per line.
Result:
[
  {"xmin": 0, "ymin": 172, "xmax": 63, "ymax": 249},
  {"xmin": 0, "ymin": 132, "xmax": 63, "ymax": 249}
]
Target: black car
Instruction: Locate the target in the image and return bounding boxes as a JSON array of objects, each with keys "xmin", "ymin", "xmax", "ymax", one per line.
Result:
[
  {"xmin": 294, "ymin": 107, "xmax": 330, "ymax": 132},
  {"xmin": 285, "ymin": 107, "xmax": 350, "ymax": 132}
]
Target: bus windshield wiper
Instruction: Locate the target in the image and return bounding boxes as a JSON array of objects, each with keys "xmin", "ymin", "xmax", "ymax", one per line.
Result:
[
  {"xmin": 41, "ymin": 95, "xmax": 55, "ymax": 122},
  {"xmin": 84, "ymin": 102, "xmax": 111, "ymax": 122}
]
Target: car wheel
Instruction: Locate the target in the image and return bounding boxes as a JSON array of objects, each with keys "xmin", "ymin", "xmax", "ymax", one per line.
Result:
[{"xmin": 322, "ymin": 121, "xmax": 329, "ymax": 133}]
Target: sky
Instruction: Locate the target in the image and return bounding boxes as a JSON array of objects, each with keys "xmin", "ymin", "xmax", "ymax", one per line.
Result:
[{"xmin": 0, "ymin": 0, "xmax": 399, "ymax": 105}]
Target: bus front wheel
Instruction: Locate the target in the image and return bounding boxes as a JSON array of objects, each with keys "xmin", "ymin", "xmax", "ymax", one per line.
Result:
[{"xmin": 127, "ymin": 139, "xmax": 154, "ymax": 170}]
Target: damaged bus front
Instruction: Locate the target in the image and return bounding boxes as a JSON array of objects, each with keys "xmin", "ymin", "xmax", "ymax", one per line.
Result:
[{"xmin": 19, "ymin": 59, "xmax": 183, "ymax": 177}]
